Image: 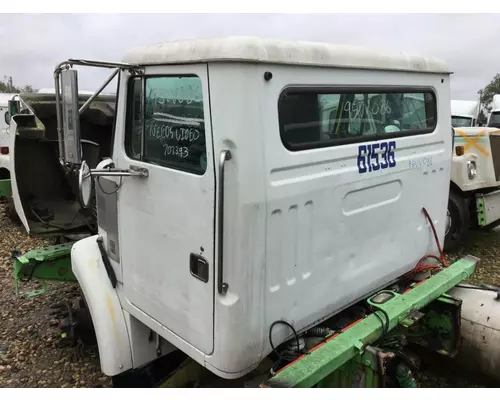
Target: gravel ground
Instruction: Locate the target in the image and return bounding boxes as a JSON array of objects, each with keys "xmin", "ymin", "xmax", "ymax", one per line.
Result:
[
  {"xmin": 0, "ymin": 201, "xmax": 499, "ymax": 388},
  {"xmin": 0, "ymin": 202, "xmax": 111, "ymax": 388}
]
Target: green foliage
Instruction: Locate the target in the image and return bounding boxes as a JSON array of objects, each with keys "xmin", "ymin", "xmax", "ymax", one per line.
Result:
[
  {"xmin": 0, "ymin": 77, "xmax": 36, "ymax": 94},
  {"xmin": 479, "ymin": 73, "xmax": 500, "ymax": 112}
]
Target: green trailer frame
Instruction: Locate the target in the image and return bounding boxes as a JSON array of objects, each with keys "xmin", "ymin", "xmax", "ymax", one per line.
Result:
[
  {"xmin": 12, "ymin": 242, "xmax": 76, "ymax": 297},
  {"xmin": 261, "ymin": 255, "xmax": 478, "ymax": 388}
]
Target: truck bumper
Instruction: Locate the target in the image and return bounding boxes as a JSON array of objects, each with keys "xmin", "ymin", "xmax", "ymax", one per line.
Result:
[{"xmin": 477, "ymin": 189, "xmax": 500, "ymax": 226}]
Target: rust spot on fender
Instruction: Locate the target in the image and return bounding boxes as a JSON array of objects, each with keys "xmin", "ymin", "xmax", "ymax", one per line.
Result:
[{"xmin": 106, "ymin": 293, "xmax": 119, "ymax": 341}]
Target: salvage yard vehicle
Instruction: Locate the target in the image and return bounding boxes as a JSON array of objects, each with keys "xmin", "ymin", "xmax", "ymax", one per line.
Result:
[
  {"xmin": 0, "ymin": 92, "xmax": 18, "ymax": 198},
  {"xmin": 6, "ymin": 89, "xmax": 116, "ymax": 236},
  {"xmin": 445, "ymin": 126, "xmax": 500, "ymax": 250},
  {"xmin": 451, "ymin": 100, "xmax": 479, "ymax": 128},
  {"xmin": 9, "ymin": 37, "xmax": 488, "ymax": 388}
]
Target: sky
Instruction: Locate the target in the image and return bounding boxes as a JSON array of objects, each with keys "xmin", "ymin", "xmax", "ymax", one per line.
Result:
[{"xmin": 1, "ymin": 13, "xmax": 499, "ymax": 100}]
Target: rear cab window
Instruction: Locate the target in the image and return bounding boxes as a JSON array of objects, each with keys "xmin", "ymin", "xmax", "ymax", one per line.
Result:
[{"xmin": 278, "ymin": 88, "xmax": 437, "ymax": 151}]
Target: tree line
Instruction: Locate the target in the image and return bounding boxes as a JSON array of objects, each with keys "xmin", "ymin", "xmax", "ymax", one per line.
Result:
[
  {"xmin": 478, "ymin": 74, "xmax": 500, "ymax": 125},
  {"xmin": 0, "ymin": 76, "xmax": 35, "ymax": 94}
]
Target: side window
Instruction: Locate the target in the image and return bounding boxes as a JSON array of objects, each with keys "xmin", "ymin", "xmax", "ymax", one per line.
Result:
[
  {"xmin": 125, "ymin": 74, "xmax": 207, "ymax": 175},
  {"xmin": 279, "ymin": 88, "xmax": 437, "ymax": 151},
  {"xmin": 125, "ymin": 77, "xmax": 143, "ymax": 159}
]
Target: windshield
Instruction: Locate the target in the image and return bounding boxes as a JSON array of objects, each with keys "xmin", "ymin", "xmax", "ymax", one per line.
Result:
[
  {"xmin": 452, "ymin": 116, "xmax": 473, "ymax": 127},
  {"xmin": 489, "ymin": 112, "xmax": 500, "ymax": 128}
]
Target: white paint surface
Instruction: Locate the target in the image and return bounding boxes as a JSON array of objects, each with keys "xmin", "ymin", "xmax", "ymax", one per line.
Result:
[{"xmin": 122, "ymin": 36, "xmax": 450, "ymax": 74}]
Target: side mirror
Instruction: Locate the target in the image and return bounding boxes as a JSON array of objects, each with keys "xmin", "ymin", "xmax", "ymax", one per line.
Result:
[
  {"xmin": 78, "ymin": 160, "xmax": 92, "ymax": 209},
  {"xmin": 6, "ymin": 99, "xmax": 20, "ymax": 126},
  {"xmin": 60, "ymin": 69, "xmax": 82, "ymax": 165},
  {"xmin": 78, "ymin": 159, "xmax": 149, "ymax": 209}
]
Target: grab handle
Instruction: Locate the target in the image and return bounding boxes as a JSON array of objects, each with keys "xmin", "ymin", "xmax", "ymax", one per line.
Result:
[{"xmin": 218, "ymin": 150, "xmax": 231, "ymax": 295}]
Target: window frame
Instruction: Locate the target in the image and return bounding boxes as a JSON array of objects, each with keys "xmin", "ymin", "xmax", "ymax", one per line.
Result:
[
  {"xmin": 108, "ymin": 72, "xmax": 121, "ymax": 159},
  {"xmin": 124, "ymin": 73, "xmax": 208, "ymax": 176},
  {"xmin": 278, "ymin": 85, "xmax": 438, "ymax": 152}
]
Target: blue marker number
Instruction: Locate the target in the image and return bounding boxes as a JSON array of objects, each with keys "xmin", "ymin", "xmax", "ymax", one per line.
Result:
[{"xmin": 357, "ymin": 140, "xmax": 396, "ymax": 174}]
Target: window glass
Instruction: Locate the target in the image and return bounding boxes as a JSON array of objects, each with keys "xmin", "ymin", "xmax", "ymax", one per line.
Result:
[
  {"xmin": 125, "ymin": 77, "xmax": 142, "ymax": 159},
  {"xmin": 489, "ymin": 112, "xmax": 500, "ymax": 128},
  {"xmin": 451, "ymin": 116, "xmax": 473, "ymax": 128},
  {"xmin": 279, "ymin": 89, "xmax": 437, "ymax": 150},
  {"xmin": 125, "ymin": 75, "xmax": 207, "ymax": 175}
]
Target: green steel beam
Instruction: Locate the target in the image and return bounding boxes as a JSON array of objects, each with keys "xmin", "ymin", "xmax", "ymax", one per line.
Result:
[
  {"xmin": 476, "ymin": 196, "xmax": 486, "ymax": 227},
  {"xmin": 0, "ymin": 179, "xmax": 11, "ymax": 198},
  {"xmin": 12, "ymin": 242, "xmax": 76, "ymax": 297},
  {"xmin": 262, "ymin": 255, "xmax": 479, "ymax": 388}
]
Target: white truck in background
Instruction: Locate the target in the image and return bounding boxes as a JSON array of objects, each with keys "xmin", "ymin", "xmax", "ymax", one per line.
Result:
[
  {"xmin": 451, "ymin": 100, "xmax": 479, "ymax": 128},
  {"xmin": 0, "ymin": 93, "xmax": 19, "ymax": 198},
  {"xmin": 446, "ymin": 124, "xmax": 500, "ymax": 250},
  {"xmin": 444, "ymin": 96, "xmax": 500, "ymax": 250},
  {"xmin": 5, "ymin": 89, "xmax": 116, "ymax": 235},
  {"xmin": 487, "ymin": 94, "xmax": 500, "ymax": 128}
]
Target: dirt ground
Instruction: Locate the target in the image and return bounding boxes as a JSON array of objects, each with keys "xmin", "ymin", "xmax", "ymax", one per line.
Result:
[
  {"xmin": 0, "ymin": 202, "xmax": 111, "ymax": 388},
  {"xmin": 0, "ymin": 201, "xmax": 498, "ymax": 388}
]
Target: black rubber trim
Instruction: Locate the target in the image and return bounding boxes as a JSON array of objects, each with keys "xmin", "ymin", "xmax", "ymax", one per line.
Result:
[{"xmin": 96, "ymin": 236, "xmax": 117, "ymax": 288}]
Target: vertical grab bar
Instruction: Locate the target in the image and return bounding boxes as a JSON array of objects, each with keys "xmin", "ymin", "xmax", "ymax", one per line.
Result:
[{"xmin": 218, "ymin": 150, "xmax": 232, "ymax": 295}]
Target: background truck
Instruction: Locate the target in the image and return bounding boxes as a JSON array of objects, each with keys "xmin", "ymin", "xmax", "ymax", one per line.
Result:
[
  {"xmin": 0, "ymin": 93, "xmax": 18, "ymax": 198},
  {"xmin": 451, "ymin": 100, "xmax": 479, "ymax": 128},
  {"xmin": 6, "ymin": 90, "xmax": 116, "ymax": 236},
  {"xmin": 445, "ymin": 126, "xmax": 500, "ymax": 250},
  {"xmin": 487, "ymin": 94, "xmax": 500, "ymax": 128},
  {"xmin": 7, "ymin": 36, "xmax": 494, "ymax": 388}
]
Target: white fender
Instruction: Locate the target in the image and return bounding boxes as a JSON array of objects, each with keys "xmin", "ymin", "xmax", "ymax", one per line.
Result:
[{"xmin": 71, "ymin": 235, "xmax": 133, "ymax": 376}]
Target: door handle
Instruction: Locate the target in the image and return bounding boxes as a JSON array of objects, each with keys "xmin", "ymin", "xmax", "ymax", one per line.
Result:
[{"xmin": 217, "ymin": 150, "xmax": 231, "ymax": 295}]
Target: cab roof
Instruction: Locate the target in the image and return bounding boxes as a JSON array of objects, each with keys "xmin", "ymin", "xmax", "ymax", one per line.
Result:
[{"xmin": 121, "ymin": 36, "xmax": 451, "ymax": 74}]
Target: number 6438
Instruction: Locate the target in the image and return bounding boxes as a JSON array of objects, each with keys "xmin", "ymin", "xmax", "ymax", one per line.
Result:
[{"xmin": 357, "ymin": 141, "xmax": 396, "ymax": 174}]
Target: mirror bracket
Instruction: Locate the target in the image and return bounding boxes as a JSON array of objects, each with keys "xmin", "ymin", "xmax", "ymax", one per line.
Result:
[
  {"xmin": 78, "ymin": 161, "xmax": 149, "ymax": 209},
  {"xmin": 90, "ymin": 167, "xmax": 149, "ymax": 178}
]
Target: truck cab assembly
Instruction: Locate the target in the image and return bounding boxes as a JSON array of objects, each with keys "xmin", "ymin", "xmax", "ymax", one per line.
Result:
[{"xmin": 5, "ymin": 36, "xmax": 498, "ymax": 388}]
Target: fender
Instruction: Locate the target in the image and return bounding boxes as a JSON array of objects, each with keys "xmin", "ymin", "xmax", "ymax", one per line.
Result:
[{"xmin": 71, "ymin": 234, "xmax": 133, "ymax": 376}]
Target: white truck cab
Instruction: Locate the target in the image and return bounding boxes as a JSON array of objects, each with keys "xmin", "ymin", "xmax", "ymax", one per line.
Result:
[
  {"xmin": 48, "ymin": 37, "xmax": 452, "ymax": 382},
  {"xmin": 446, "ymin": 125, "xmax": 500, "ymax": 249},
  {"xmin": 451, "ymin": 100, "xmax": 479, "ymax": 128},
  {"xmin": 0, "ymin": 93, "xmax": 18, "ymax": 186}
]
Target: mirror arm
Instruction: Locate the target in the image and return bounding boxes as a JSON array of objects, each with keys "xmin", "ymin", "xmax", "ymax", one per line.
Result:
[
  {"xmin": 90, "ymin": 167, "xmax": 149, "ymax": 178},
  {"xmin": 79, "ymin": 69, "xmax": 119, "ymax": 115},
  {"xmin": 54, "ymin": 66, "xmax": 66, "ymax": 165}
]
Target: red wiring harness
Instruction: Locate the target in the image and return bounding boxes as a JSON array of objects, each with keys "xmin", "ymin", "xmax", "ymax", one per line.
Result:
[{"xmin": 404, "ymin": 207, "xmax": 447, "ymax": 280}]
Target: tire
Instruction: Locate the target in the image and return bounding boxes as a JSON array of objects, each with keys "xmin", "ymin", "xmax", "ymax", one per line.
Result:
[{"xmin": 444, "ymin": 191, "xmax": 469, "ymax": 252}]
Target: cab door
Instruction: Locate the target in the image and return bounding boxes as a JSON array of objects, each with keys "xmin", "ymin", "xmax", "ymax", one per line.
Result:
[{"xmin": 115, "ymin": 65, "xmax": 215, "ymax": 354}]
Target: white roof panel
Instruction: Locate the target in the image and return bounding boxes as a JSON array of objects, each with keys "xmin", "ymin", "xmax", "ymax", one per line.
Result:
[
  {"xmin": 0, "ymin": 93, "xmax": 18, "ymax": 106},
  {"xmin": 122, "ymin": 36, "xmax": 451, "ymax": 74}
]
